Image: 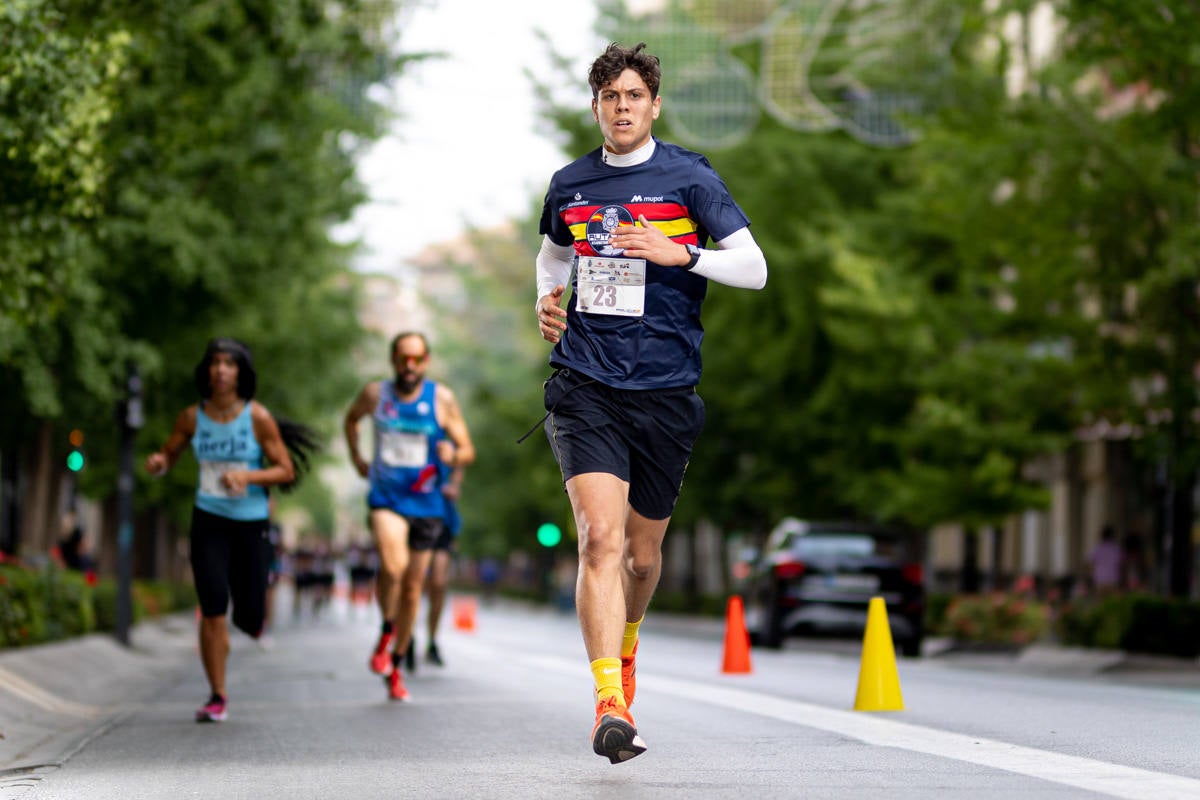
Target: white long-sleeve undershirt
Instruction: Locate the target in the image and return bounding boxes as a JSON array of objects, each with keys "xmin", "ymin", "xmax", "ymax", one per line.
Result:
[
  {"xmin": 535, "ymin": 226, "xmax": 767, "ymax": 305},
  {"xmin": 535, "ymin": 237, "xmax": 574, "ymax": 303},
  {"xmin": 692, "ymin": 227, "xmax": 767, "ymax": 289}
]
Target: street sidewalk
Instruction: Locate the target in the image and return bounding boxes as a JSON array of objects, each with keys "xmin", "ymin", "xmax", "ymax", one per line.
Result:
[{"xmin": 0, "ymin": 612, "xmax": 197, "ymax": 784}]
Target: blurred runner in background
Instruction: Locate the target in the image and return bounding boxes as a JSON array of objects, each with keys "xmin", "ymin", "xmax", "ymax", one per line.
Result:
[{"xmin": 145, "ymin": 337, "xmax": 319, "ymax": 723}]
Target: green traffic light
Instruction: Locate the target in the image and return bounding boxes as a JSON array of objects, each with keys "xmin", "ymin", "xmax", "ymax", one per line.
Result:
[
  {"xmin": 66, "ymin": 451, "xmax": 84, "ymax": 472},
  {"xmin": 536, "ymin": 522, "xmax": 562, "ymax": 548}
]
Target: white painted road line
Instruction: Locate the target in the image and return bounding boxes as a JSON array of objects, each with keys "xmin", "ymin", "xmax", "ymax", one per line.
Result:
[{"xmin": 521, "ymin": 653, "xmax": 1200, "ymax": 800}]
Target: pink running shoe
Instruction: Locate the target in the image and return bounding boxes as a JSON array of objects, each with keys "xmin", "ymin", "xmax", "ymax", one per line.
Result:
[{"xmin": 195, "ymin": 694, "xmax": 227, "ymax": 723}]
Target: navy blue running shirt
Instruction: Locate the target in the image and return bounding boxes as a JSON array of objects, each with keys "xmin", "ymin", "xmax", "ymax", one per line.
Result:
[{"xmin": 539, "ymin": 138, "xmax": 750, "ymax": 390}]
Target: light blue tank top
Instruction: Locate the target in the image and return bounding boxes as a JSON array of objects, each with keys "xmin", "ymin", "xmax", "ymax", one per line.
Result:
[{"xmin": 192, "ymin": 402, "xmax": 268, "ymax": 521}]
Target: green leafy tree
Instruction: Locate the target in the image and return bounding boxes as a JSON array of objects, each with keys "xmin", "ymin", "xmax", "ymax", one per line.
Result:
[
  {"xmin": 866, "ymin": 0, "xmax": 1200, "ymax": 594},
  {"xmin": 0, "ymin": 0, "xmax": 133, "ymax": 432},
  {"xmin": 436, "ymin": 0, "xmax": 1199, "ymax": 603},
  {"xmin": 2, "ymin": 0, "xmax": 414, "ymax": 560},
  {"xmin": 1051, "ymin": 0, "xmax": 1200, "ymax": 597},
  {"xmin": 426, "ymin": 221, "xmax": 576, "ymax": 561},
  {"xmin": 597, "ymin": 0, "xmax": 1079, "ymax": 570}
]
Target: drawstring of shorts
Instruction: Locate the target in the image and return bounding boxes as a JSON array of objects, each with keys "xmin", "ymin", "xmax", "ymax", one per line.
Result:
[{"xmin": 516, "ymin": 370, "xmax": 596, "ymax": 444}]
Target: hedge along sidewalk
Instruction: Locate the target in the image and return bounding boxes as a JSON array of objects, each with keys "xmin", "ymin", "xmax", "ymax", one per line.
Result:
[{"xmin": 0, "ymin": 610, "xmax": 196, "ymax": 781}]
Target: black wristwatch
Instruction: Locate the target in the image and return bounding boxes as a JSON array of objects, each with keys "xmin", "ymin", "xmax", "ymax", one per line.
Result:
[{"xmin": 684, "ymin": 243, "xmax": 702, "ymax": 271}]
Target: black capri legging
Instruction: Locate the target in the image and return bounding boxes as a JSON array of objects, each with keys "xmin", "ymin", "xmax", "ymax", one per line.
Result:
[{"xmin": 190, "ymin": 506, "xmax": 271, "ymax": 637}]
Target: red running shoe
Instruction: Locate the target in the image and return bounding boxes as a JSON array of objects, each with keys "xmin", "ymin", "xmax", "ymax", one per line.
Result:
[
  {"xmin": 591, "ymin": 696, "xmax": 646, "ymax": 764},
  {"xmin": 369, "ymin": 630, "xmax": 394, "ymax": 674},
  {"xmin": 621, "ymin": 640, "xmax": 638, "ymax": 707},
  {"xmin": 386, "ymin": 668, "xmax": 411, "ymax": 702}
]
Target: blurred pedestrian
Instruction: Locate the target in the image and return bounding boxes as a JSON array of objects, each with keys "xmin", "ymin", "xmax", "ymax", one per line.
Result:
[
  {"xmin": 478, "ymin": 556, "xmax": 500, "ymax": 605},
  {"xmin": 1120, "ymin": 531, "xmax": 1147, "ymax": 591},
  {"xmin": 418, "ymin": 462, "xmax": 465, "ymax": 668},
  {"xmin": 533, "ymin": 42, "xmax": 767, "ymax": 763},
  {"xmin": 57, "ymin": 510, "xmax": 92, "ymax": 573},
  {"xmin": 260, "ymin": 499, "xmax": 284, "ymax": 648},
  {"xmin": 346, "ymin": 541, "xmax": 378, "ymax": 614},
  {"xmin": 290, "ymin": 537, "xmax": 317, "ymax": 619},
  {"xmin": 144, "ymin": 337, "xmax": 319, "ymax": 723},
  {"xmin": 1087, "ymin": 525, "xmax": 1123, "ymax": 595},
  {"xmin": 343, "ymin": 332, "xmax": 475, "ymax": 702}
]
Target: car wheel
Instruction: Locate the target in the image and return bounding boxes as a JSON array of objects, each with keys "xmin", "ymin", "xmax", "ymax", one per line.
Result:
[
  {"xmin": 761, "ymin": 605, "xmax": 784, "ymax": 650},
  {"xmin": 899, "ymin": 636, "xmax": 922, "ymax": 658}
]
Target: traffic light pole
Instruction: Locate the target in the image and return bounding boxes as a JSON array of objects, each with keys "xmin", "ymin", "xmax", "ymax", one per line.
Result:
[{"xmin": 115, "ymin": 364, "xmax": 143, "ymax": 646}]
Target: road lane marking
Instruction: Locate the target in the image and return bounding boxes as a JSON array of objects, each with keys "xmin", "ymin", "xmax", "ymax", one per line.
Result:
[
  {"xmin": 0, "ymin": 667, "xmax": 101, "ymax": 718},
  {"xmin": 520, "ymin": 653, "xmax": 1200, "ymax": 800}
]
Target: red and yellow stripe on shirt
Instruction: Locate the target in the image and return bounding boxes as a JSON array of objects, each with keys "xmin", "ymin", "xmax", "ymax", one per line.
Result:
[{"xmin": 564, "ymin": 203, "xmax": 699, "ymax": 253}]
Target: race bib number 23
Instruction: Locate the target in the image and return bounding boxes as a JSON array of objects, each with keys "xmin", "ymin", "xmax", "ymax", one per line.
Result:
[{"xmin": 576, "ymin": 256, "xmax": 646, "ymax": 317}]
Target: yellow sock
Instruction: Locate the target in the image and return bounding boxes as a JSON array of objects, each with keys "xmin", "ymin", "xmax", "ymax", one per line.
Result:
[
  {"xmin": 590, "ymin": 657, "xmax": 623, "ymax": 703},
  {"xmin": 621, "ymin": 617, "xmax": 643, "ymax": 658}
]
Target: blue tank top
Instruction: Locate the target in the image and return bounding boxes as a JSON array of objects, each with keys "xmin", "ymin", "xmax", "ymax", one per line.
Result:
[
  {"xmin": 367, "ymin": 380, "xmax": 446, "ymax": 518},
  {"xmin": 192, "ymin": 402, "xmax": 268, "ymax": 521}
]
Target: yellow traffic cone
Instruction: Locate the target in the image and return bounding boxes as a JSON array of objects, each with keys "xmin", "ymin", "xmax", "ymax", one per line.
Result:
[{"xmin": 853, "ymin": 596, "xmax": 904, "ymax": 711}]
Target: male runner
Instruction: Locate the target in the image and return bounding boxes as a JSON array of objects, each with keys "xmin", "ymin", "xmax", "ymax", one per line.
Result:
[
  {"xmin": 535, "ymin": 42, "xmax": 767, "ymax": 763},
  {"xmin": 344, "ymin": 332, "xmax": 475, "ymax": 701}
]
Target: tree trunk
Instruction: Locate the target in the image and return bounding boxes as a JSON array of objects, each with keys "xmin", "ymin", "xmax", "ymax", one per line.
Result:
[
  {"xmin": 21, "ymin": 421, "xmax": 64, "ymax": 555},
  {"xmin": 960, "ymin": 527, "xmax": 981, "ymax": 593},
  {"xmin": 0, "ymin": 449, "xmax": 18, "ymax": 554},
  {"xmin": 1167, "ymin": 473, "xmax": 1195, "ymax": 598},
  {"xmin": 989, "ymin": 524, "xmax": 1004, "ymax": 592}
]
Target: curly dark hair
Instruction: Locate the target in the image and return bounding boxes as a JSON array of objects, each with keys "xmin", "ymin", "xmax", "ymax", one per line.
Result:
[{"xmin": 588, "ymin": 42, "xmax": 661, "ymax": 99}]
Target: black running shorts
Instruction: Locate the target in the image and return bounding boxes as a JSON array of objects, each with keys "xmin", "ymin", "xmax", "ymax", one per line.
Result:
[
  {"xmin": 368, "ymin": 509, "xmax": 446, "ymax": 552},
  {"xmin": 431, "ymin": 525, "xmax": 456, "ymax": 552},
  {"xmin": 189, "ymin": 506, "xmax": 270, "ymax": 637},
  {"xmin": 406, "ymin": 516, "xmax": 446, "ymax": 551},
  {"xmin": 542, "ymin": 368, "xmax": 706, "ymax": 520}
]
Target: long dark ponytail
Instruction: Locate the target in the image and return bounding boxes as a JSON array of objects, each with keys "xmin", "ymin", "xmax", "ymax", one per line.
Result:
[{"xmin": 275, "ymin": 416, "xmax": 321, "ymax": 493}]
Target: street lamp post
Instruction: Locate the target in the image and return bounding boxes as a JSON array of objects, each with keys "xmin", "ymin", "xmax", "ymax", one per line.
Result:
[{"xmin": 115, "ymin": 364, "xmax": 144, "ymax": 646}]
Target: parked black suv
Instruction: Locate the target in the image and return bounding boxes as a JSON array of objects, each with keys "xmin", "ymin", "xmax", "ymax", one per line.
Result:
[{"xmin": 744, "ymin": 518, "xmax": 925, "ymax": 657}]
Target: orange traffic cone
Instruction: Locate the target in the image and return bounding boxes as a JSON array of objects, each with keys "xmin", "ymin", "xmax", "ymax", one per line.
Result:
[
  {"xmin": 721, "ymin": 594, "xmax": 753, "ymax": 674},
  {"xmin": 853, "ymin": 596, "xmax": 904, "ymax": 711},
  {"xmin": 452, "ymin": 596, "xmax": 477, "ymax": 632}
]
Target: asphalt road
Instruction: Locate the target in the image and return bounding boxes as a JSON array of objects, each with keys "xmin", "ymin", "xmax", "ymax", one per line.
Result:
[{"xmin": 2, "ymin": 591, "xmax": 1199, "ymax": 800}]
